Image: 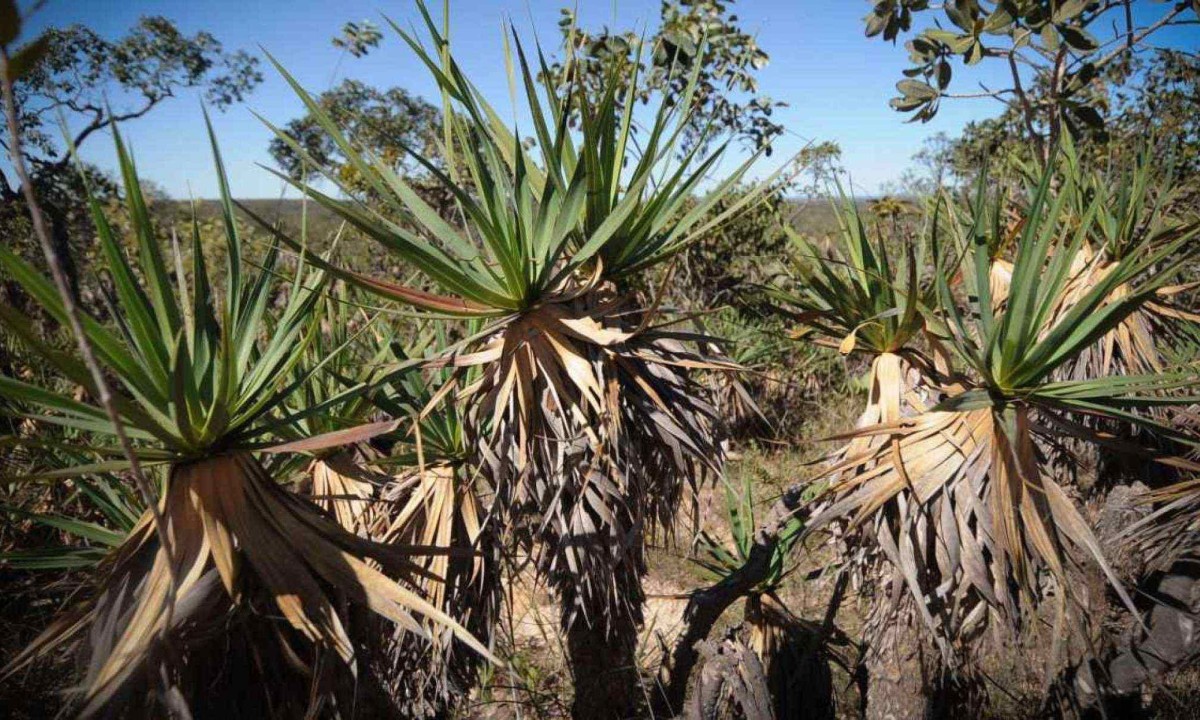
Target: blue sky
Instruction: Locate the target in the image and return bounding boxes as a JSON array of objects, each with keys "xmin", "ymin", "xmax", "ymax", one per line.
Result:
[{"xmin": 15, "ymin": 0, "xmax": 1199, "ymax": 198}]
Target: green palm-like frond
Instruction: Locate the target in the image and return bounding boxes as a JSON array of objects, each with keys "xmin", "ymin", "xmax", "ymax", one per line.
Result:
[
  {"xmin": 0, "ymin": 120, "xmax": 490, "ymax": 717},
  {"xmin": 259, "ymin": 1, "xmax": 777, "ymax": 316},
  {"xmin": 772, "ymin": 184, "xmax": 937, "ymax": 358},
  {"xmin": 0, "ymin": 446, "xmax": 144, "ymax": 570},
  {"xmin": 352, "ymin": 332, "xmax": 500, "ymax": 718},
  {"xmin": 694, "ymin": 475, "xmax": 802, "ymax": 594},
  {"xmin": 257, "ymin": 0, "xmax": 774, "ymax": 653},
  {"xmin": 806, "ymin": 150, "xmax": 1200, "ymax": 653}
]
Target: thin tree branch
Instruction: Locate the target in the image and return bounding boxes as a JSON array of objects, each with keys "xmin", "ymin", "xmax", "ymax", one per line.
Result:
[
  {"xmin": 1124, "ymin": 0, "xmax": 1135, "ymax": 52},
  {"xmin": 1047, "ymin": 46, "xmax": 1069, "ymax": 155},
  {"xmin": 45, "ymin": 94, "xmax": 169, "ymax": 174},
  {"xmin": 0, "ymin": 43, "xmax": 178, "ymax": 634},
  {"xmin": 1091, "ymin": 3, "xmax": 1189, "ymax": 71},
  {"xmin": 941, "ymin": 88, "xmax": 1015, "ymax": 100},
  {"xmin": 1006, "ymin": 49, "xmax": 1044, "ymax": 160}
]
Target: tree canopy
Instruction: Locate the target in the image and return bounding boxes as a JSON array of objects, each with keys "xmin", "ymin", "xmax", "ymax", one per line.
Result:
[
  {"xmin": 866, "ymin": 0, "xmax": 1198, "ymax": 159},
  {"xmin": 548, "ymin": 0, "xmax": 785, "ymax": 153},
  {"xmin": 2, "ymin": 16, "xmax": 261, "ymax": 200},
  {"xmin": 267, "ymin": 79, "xmax": 442, "ymax": 195}
]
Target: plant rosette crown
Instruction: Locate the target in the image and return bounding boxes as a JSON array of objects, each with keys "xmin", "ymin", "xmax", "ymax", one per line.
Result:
[
  {"xmin": 256, "ymin": 1, "xmax": 780, "ymax": 638},
  {"xmin": 0, "ymin": 121, "xmax": 489, "ymax": 716},
  {"xmin": 349, "ymin": 335, "xmax": 501, "ymax": 718},
  {"xmin": 803, "ymin": 155, "xmax": 1200, "ymax": 654}
]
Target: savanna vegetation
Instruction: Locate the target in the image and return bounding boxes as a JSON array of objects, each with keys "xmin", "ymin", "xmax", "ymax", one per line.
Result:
[{"xmin": 1, "ymin": 1, "xmax": 1199, "ymax": 718}]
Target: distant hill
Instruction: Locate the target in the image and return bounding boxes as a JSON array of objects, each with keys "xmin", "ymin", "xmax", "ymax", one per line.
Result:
[
  {"xmin": 149, "ymin": 195, "xmax": 858, "ymax": 286},
  {"xmin": 177, "ymin": 195, "xmax": 851, "ymax": 243},
  {"xmin": 181, "ymin": 198, "xmax": 348, "ymax": 241}
]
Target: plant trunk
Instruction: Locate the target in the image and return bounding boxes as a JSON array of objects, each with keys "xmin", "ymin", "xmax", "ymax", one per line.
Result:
[
  {"xmin": 864, "ymin": 592, "xmax": 940, "ymax": 720},
  {"xmin": 567, "ymin": 612, "xmax": 642, "ymax": 720},
  {"xmin": 689, "ymin": 632, "xmax": 774, "ymax": 720},
  {"xmin": 43, "ymin": 200, "xmax": 80, "ymax": 300}
]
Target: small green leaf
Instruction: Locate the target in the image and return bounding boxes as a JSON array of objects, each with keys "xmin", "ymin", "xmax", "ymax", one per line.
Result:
[
  {"xmin": 897, "ymin": 78, "xmax": 938, "ymax": 100},
  {"xmin": 984, "ymin": 5, "xmax": 1014, "ymax": 32},
  {"xmin": 926, "ymin": 28, "xmax": 972, "ymax": 53},
  {"xmin": 1053, "ymin": 0, "xmax": 1089, "ymax": 24},
  {"xmin": 965, "ymin": 39, "xmax": 984, "ymax": 65},
  {"xmin": 925, "ymin": 29, "xmax": 961, "ymax": 43},
  {"xmin": 937, "ymin": 60, "xmax": 952, "ymax": 89},
  {"xmin": 946, "ymin": 3, "xmax": 973, "ymax": 31},
  {"xmin": 1070, "ymin": 104, "xmax": 1104, "ymax": 130},
  {"xmin": 1059, "ymin": 25, "xmax": 1098, "ymax": 52},
  {"xmin": 1062, "ymin": 62, "xmax": 1096, "ymax": 95},
  {"xmin": 1041, "ymin": 24, "xmax": 1061, "ymax": 51},
  {"xmin": 890, "ymin": 96, "xmax": 927, "ymax": 112},
  {"xmin": 1024, "ymin": 5, "xmax": 1050, "ymax": 27},
  {"xmin": 908, "ymin": 36, "xmax": 938, "ymax": 61},
  {"xmin": 865, "ymin": 10, "xmax": 888, "ymax": 37}
]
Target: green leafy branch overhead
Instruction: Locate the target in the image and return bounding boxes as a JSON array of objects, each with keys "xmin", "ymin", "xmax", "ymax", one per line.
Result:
[
  {"xmin": 548, "ymin": 0, "xmax": 785, "ymax": 154},
  {"xmin": 333, "ymin": 20, "xmax": 383, "ymax": 58},
  {"xmin": 865, "ymin": 0, "xmax": 1199, "ymax": 156}
]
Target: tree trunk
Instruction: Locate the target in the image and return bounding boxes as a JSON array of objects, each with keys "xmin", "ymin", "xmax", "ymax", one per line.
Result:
[
  {"xmin": 688, "ymin": 633, "xmax": 774, "ymax": 720},
  {"xmin": 44, "ymin": 201, "xmax": 80, "ymax": 300},
  {"xmin": 567, "ymin": 612, "xmax": 642, "ymax": 720},
  {"xmin": 864, "ymin": 592, "xmax": 940, "ymax": 720},
  {"xmin": 863, "ymin": 591, "xmax": 985, "ymax": 720}
]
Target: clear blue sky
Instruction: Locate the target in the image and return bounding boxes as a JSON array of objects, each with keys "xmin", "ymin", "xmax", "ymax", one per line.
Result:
[{"xmin": 16, "ymin": 0, "xmax": 1199, "ymax": 198}]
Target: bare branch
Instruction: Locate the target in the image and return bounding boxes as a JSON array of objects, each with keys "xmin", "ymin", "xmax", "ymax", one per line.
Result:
[
  {"xmin": 941, "ymin": 88, "xmax": 1013, "ymax": 100},
  {"xmin": 1124, "ymin": 0, "xmax": 1135, "ymax": 52},
  {"xmin": 1047, "ymin": 46, "xmax": 1069, "ymax": 155},
  {"xmin": 1007, "ymin": 49, "xmax": 1044, "ymax": 159},
  {"xmin": 0, "ymin": 42, "xmax": 178, "ymax": 642},
  {"xmin": 1092, "ymin": 3, "xmax": 1190, "ymax": 71},
  {"xmin": 41, "ymin": 95, "xmax": 171, "ymax": 175}
]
